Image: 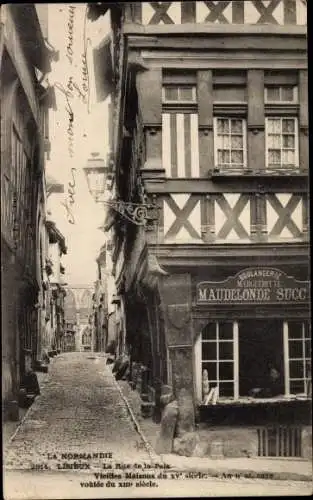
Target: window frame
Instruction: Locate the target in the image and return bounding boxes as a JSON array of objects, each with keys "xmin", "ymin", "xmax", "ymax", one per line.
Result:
[
  {"xmin": 264, "ymin": 85, "xmax": 298, "ymax": 104},
  {"xmin": 196, "ymin": 320, "xmax": 311, "ymax": 405},
  {"xmin": 162, "ymin": 80, "xmax": 199, "ymax": 179},
  {"xmin": 197, "ymin": 321, "xmax": 239, "ymax": 402},
  {"xmin": 162, "ymin": 84, "xmax": 197, "ymax": 105},
  {"xmin": 265, "ymin": 116, "xmax": 299, "ymax": 170},
  {"xmin": 213, "ymin": 116, "xmax": 247, "ymax": 171},
  {"xmin": 284, "ymin": 321, "xmax": 311, "ymax": 396}
]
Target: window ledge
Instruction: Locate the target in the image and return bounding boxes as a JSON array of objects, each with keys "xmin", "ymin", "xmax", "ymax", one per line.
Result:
[
  {"xmin": 209, "ymin": 168, "xmax": 307, "ymax": 179},
  {"xmin": 199, "ymin": 395, "xmax": 311, "ymax": 407},
  {"xmin": 213, "ymin": 102, "xmax": 247, "ymax": 115}
]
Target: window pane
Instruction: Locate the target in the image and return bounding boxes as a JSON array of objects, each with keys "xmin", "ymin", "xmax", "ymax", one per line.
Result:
[
  {"xmin": 219, "ymin": 382, "xmax": 234, "ymax": 397},
  {"xmin": 231, "ymin": 135, "xmax": 243, "ymax": 148},
  {"xmin": 289, "ymin": 360, "xmax": 304, "ymax": 379},
  {"xmin": 268, "ymin": 150, "xmax": 281, "ymax": 164},
  {"xmin": 219, "ymin": 323, "xmax": 233, "ymax": 340},
  {"xmin": 217, "ymin": 119, "xmax": 229, "ymax": 134},
  {"xmin": 290, "ymin": 380, "xmax": 305, "ymax": 394},
  {"xmin": 281, "ymin": 86, "xmax": 294, "ymax": 101},
  {"xmin": 282, "ymin": 135, "xmax": 295, "ymax": 148},
  {"xmin": 268, "ymin": 134, "xmax": 281, "ymax": 148},
  {"xmin": 282, "ymin": 119, "xmax": 295, "ymax": 133},
  {"xmin": 267, "ymin": 119, "xmax": 281, "ymax": 134},
  {"xmin": 304, "ymin": 322, "xmax": 311, "ymax": 339},
  {"xmin": 219, "ymin": 362, "xmax": 234, "ymax": 381},
  {"xmin": 305, "ymin": 360, "xmax": 311, "ymax": 377},
  {"xmin": 218, "ymin": 150, "xmax": 230, "ymax": 164},
  {"xmin": 202, "ymin": 323, "xmax": 216, "ymax": 340},
  {"xmin": 179, "ymin": 86, "xmax": 194, "ymax": 101},
  {"xmin": 219, "ymin": 342, "xmax": 233, "ymax": 360},
  {"xmin": 288, "ymin": 321, "xmax": 303, "ymax": 338},
  {"xmin": 202, "ymin": 341, "xmax": 217, "ymax": 360},
  {"xmin": 202, "ymin": 362, "xmax": 217, "ymax": 381},
  {"xmin": 231, "ymin": 119, "xmax": 242, "ymax": 133},
  {"xmin": 266, "ymin": 86, "xmax": 280, "ymax": 101},
  {"xmin": 305, "ymin": 340, "xmax": 311, "ymax": 359},
  {"xmin": 231, "ymin": 151, "xmax": 243, "ymax": 164},
  {"xmin": 218, "ymin": 135, "xmax": 230, "ymax": 149},
  {"xmin": 164, "ymin": 86, "xmax": 178, "ymax": 100},
  {"xmin": 289, "ymin": 340, "xmax": 303, "ymax": 359},
  {"xmin": 282, "ymin": 150, "xmax": 295, "ymax": 165}
]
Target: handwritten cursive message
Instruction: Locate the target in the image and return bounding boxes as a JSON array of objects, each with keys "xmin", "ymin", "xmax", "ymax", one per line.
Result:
[{"xmin": 54, "ymin": 5, "xmax": 91, "ymax": 224}]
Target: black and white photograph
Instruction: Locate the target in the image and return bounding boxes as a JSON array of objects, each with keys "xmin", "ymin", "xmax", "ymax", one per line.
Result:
[{"xmin": 1, "ymin": 1, "xmax": 311, "ymax": 498}]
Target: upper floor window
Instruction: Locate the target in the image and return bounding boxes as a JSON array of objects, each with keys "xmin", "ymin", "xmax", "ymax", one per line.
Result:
[
  {"xmin": 214, "ymin": 117, "xmax": 247, "ymax": 170},
  {"xmin": 265, "ymin": 117, "xmax": 299, "ymax": 169},
  {"xmin": 265, "ymin": 85, "xmax": 298, "ymax": 103},
  {"xmin": 162, "ymin": 85, "xmax": 197, "ymax": 103},
  {"xmin": 162, "ymin": 72, "xmax": 199, "ymax": 178}
]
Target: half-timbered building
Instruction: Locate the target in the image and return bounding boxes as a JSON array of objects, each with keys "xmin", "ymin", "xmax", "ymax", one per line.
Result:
[
  {"xmin": 1, "ymin": 5, "xmax": 56, "ymax": 420},
  {"xmin": 90, "ymin": 0, "xmax": 310, "ymax": 458}
]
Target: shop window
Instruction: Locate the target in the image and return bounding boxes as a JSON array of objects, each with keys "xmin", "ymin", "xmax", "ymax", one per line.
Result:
[
  {"xmin": 200, "ymin": 322, "xmax": 237, "ymax": 399},
  {"xmin": 197, "ymin": 319, "xmax": 311, "ymax": 404},
  {"xmin": 286, "ymin": 321, "xmax": 311, "ymax": 396},
  {"xmin": 265, "ymin": 117, "xmax": 299, "ymax": 170},
  {"xmin": 214, "ymin": 118, "xmax": 247, "ymax": 170}
]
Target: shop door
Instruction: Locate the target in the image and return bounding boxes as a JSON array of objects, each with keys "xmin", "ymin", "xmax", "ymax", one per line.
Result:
[{"xmin": 238, "ymin": 319, "xmax": 284, "ymax": 397}]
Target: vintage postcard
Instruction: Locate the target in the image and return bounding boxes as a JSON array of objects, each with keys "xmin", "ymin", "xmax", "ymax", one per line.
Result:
[{"xmin": 2, "ymin": 2, "xmax": 311, "ymax": 499}]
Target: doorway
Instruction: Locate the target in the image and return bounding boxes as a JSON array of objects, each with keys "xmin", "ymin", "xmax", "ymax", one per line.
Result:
[{"xmin": 239, "ymin": 319, "xmax": 284, "ymax": 397}]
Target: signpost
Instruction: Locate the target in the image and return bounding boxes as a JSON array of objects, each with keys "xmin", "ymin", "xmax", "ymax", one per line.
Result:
[{"xmin": 196, "ymin": 268, "xmax": 310, "ymax": 305}]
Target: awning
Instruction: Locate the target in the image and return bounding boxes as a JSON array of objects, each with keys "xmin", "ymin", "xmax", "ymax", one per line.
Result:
[
  {"xmin": 93, "ymin": 34, "xmax": 113, "ymax": 102},
  {"xmin": 10, "ymin": 5, "xmax": 52, "ymax": 73},
  {"xmin": 87, "ymin": 3, "xmax": 122, "ymax": 21}
]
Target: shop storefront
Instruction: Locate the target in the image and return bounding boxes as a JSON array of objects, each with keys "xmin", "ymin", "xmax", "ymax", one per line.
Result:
[{"xmin": 192, "ymin": 267, "xmax": 311, "ymax": 458}]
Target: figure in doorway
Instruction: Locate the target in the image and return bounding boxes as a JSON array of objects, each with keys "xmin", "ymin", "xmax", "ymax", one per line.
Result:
[
  {"xmin": 265, "ymin": 363, "xmax": 282, "ymax": 397},
  {"xmin": 249, "ymin": 362, "xmax": 283, "ymax": 398}
]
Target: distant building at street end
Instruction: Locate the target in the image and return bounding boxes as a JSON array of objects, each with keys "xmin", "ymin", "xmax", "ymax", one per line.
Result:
[{"xmin": 63, "ymin": 286, "xmax": 94, "ymax": 352}]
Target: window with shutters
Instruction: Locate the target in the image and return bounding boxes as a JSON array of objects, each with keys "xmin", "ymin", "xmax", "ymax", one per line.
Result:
[{"xmin": 162, "ymin": 72, "xmax": 199, "ymax": 178}]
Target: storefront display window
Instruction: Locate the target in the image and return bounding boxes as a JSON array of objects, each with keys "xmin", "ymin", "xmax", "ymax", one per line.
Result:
[
  {"xmin": 197, "ymin": 319, "xmax": 311, "ymax": 403},
  {"xmin": 286, "ymin": 321, "xmax": 311, "ymax": 396}
]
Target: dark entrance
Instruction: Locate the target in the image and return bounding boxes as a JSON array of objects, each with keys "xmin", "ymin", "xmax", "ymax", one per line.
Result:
[{"xmin": 239, "ymin": 319, "xmax": 284, "ymax": 397}]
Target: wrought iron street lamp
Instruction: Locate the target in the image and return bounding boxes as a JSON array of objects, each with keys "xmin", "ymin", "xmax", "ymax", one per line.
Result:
[{"xmin": 83, "ymin": 153, "xmax": 159, "ymax": 227}]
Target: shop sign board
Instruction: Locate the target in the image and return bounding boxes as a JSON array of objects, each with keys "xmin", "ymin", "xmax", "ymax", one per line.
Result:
[{"xmin": 197, "ymin": 268, "xmax": 310, "ymax": 305}]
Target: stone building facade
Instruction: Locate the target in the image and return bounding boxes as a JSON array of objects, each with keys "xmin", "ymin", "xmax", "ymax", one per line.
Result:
[
  {"xmin": 90, "ymin": 1, "xmax": 310, "ymax": 458},
  {"xmin": 1, "ymin": 4, "xmax": 57, "ymax": 420},
  {"xmin": 63, "ymin": 286, "xmax": 94, "ymax": 352}
]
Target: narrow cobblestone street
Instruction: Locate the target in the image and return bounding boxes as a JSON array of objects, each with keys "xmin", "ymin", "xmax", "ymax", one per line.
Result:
[
  {"xmin": 4, "ymin": 353, "xmax": 312, "ymax": 499},
  {"xmin": 4, "ymin": 353, "xmax": 151, "ymax": 471}
]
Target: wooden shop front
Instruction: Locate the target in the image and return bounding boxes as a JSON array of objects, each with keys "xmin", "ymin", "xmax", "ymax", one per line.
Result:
[{"xmin": 192, "ymin": 266, "xmax": 311, "ymax": 458}]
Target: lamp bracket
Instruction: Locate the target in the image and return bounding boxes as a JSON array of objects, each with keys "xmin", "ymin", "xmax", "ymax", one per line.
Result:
[{"xmin": 102, "ymin": 199, "xmax": 159, "ymax": 226}]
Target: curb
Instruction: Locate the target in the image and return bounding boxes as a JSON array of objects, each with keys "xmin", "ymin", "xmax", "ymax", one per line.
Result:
[
  {"xmin": 9, "ymin": 358, "xmax": 55, "ymax": 444},
  {"xmin": 109, "ymin": 367, "xmax": 160, "ymax": 462}
]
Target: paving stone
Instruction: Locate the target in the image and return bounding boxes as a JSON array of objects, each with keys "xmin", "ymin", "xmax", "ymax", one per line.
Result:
[{"xmin": 4, "ymin": 353, "xmax": 151, "ymax": 470}]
